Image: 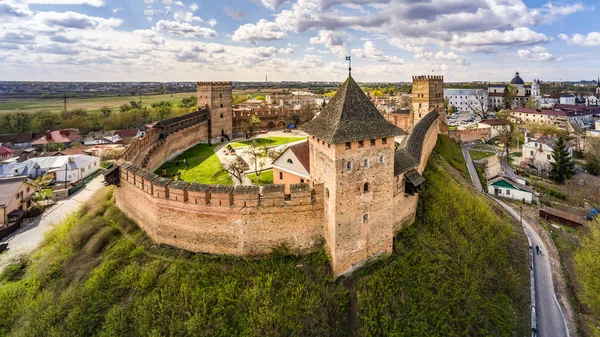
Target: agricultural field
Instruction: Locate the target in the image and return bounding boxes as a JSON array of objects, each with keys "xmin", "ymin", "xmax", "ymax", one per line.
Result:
[
  {"xmin": 154, "ymin": 144, "xmax": 232, "ymax": 185},
  {"xmin": 0, "ymin": 137, "xmax": 530, "ymax": 336}
]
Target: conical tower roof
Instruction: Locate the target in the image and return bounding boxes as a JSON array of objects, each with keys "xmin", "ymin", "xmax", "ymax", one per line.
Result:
[{"xmin": 300, "ymin": 76, "xmax": 406, "ymax": 144}]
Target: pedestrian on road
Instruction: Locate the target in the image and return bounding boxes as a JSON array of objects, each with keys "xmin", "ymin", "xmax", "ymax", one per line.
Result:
[{"xmin": 532, "ymin": 327, "xmax": 538, "ymax": 336}]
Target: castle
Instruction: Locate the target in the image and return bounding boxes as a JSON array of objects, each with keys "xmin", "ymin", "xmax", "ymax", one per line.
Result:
[{"xmin": 105, "ymin": 76, "xmax": 441, "ymax": 275}]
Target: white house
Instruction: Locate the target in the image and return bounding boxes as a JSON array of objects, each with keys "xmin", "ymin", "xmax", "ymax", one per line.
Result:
[
  {"xmin": 487, "ymin": 176, "xmax": 533, "ymax": 203},
  {"xmin": 487, "ymin": 72, "xmax": 534, "ymax": 110},
  {"xmin": 586, "ymin": 95, "xmax": 598, "ymax": 106},
  {"xmin": 560, "ymin": 94, "xmax": 576, "ymax": 105},
  {"xmin": 521, "ymin": 136, "xmax": 573, "ymax": 171},
  {"xmin": 444, "ymin": 88, "xmax": 489, "ymax": 114},
  {"xmin": 271, "ymin": 141, "xmax": 310, "ymax": 194},
  {"xmin": 83, "ymin": 131, "xmax": 122, "ymax": 146},
  {"xmin": 28, "ymin": 155, "xmax": 100, "ymax": 183}
]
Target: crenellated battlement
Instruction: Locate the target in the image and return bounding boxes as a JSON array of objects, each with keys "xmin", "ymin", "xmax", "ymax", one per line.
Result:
[
  {"xmin": 412, "ymin": 75, "xmax": 444, "ymax": 83},
  {"xmin": 196, "ymin": 82, "xmax": 232, "ymax": 90},
  {"xmin": 118, "ymin": 161, "xmax": 321, "ymax": 209}
]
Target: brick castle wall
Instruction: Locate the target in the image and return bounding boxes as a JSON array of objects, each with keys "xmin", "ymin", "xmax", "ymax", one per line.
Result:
[
  {"xmin": 145, "ymin": 121, "xmax": 209, "ymax": 172},
  {"xmin": 115, "ymin": 165, "xmax": 324, "ymax": 256}
]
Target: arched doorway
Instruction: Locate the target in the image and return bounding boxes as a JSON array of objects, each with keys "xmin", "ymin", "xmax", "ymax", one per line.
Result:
[
  {"xmin": 267, "ymin": 122, "xmax": 276, "ymax": 129},
  {"xmin": 278, "ymin": 121, "xmax": 286, "ymax": 129}
]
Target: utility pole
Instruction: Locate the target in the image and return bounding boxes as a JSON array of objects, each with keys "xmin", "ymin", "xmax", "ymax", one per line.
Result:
[
  {"xmin": 63, "ymin": 92, "xmax": 67, "ymax": 114},
  {"xmin": 64, "ymin": 162, "xmax": 68, "ymax": 190},
  {"xmin": 139, "ymin": 83, "xmax": 142, "ymax": 103}
]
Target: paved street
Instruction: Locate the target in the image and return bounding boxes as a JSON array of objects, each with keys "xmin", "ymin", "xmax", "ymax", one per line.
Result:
[
  {"xmin": 0, "ymin": 176, "xmax": 105, "ymax": 271},
  {"xmin": 461, "ymin": 145, "xmax": 569, "ymax": 337}
]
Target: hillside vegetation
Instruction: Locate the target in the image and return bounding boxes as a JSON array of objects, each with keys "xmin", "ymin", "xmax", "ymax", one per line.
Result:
[
  {"xmin": 573, "ymin": 219, "xmax": 600, "ymax": 336},
  {"xmin": 0, "ymin": 138, "xmax": 529, "ymax": 336}
]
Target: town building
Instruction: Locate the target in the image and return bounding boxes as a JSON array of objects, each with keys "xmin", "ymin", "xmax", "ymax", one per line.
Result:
[
  {"xmin": 540, "ymin": 96, "xmax": 559, "ymax": 109},
  {"xmin": 560, "ymin": 94, "xmax": 577, "ymax": 105},
  {"xmin": 28, "ymin": 155, "xmax": 100, "ymax": 183},
  {"xmin": 271, "ymin": 141, "xmax": 311, "ymax": 194},
  {"xmin": 0, "ymin": 133, "xmax": 37, "ymax": 149},
  {"xmin": 444, "ymin": 88, "xmax": 488, "ymax": 114},
  {"xmin": 0, "ymin": 146, "xmax": 14, "ymax": 161},
  {"xmin": 83, "ymin": 130, "xmax": 122, "ymax": 145},
  {"xmin": 0, "ymin": 161, "xmax": 40, "ymax": 179},
  {"xmin": 32, "ymin": 129, "xmax": 81, "ymax": 148},
  {"xmin": 483, "ymin": 156, "xmax": 532, "ymax": 203},
  {"xmin": 586, "ymin": 95, "xmax": 599, "ymax": 106},
  {"xmin": 521, "ymin": 136, "xmax": 572, "ymax": 171},
  {"xmin": 511, "ymin": 106, "xmax": 596, "ymax": 130},
  {"xmin": 480, "ymin": 119, "xmax": 510, "ymax": 138},
  {"xmin": 488, "ymin": 72, "xmax": 533, "ymax": 110},
  {"xmin": 0, "ymin": 177, "xmax": 36, "ymax": 228}
]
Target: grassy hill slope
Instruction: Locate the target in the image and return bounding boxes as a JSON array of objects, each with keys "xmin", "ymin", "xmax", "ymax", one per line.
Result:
[{"xmin": 0, "ymin": 137, "xmax": 529, "ymax": 337}]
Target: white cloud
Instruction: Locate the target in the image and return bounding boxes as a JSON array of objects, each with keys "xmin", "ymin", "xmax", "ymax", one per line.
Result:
[
  {"xmin": 35, "ymin": 11, "xmax": 123, "ymax": 29},
  {"xmin": 309, "ymin": 29, "xmax": 347, "ymax": 55},
  {"xmin": 143, "ymin": 0, "xmax": 154, "ymax": 4},
  {"xmin": 208, "ymin": 18, "xmax": 217, "ymax": 27},
  {"xmin": 28, "ymin": 43, "xmax": 78, "ymax": 55},
  {"xmin": 279, "ymin": 47, "xmax": 295, "ymax": 54},
  {"xmin": 231, "ymin": 19, "xmax": 286, "ymax": 44},
  {"xmin": 558, "ymin": 32, "xmax": 600, "ymax": 46},
  {"xmin": 517, "ymin": 46, "xmax": 562, "ymax": 61},
  {"xmin": 153, "ymin": 20, "xmax": 216, "ymax": 38},
  {"xmin": 174, "ymin": 1, "xmax": 184, "ymax": 6},
  {"xmin": 0, "ymin": 0, "xmax": 33, "ymax": 17},
  {"xmin": 173, "ymin": 11, "xmax": 202, "ymax": 23},
  {"xmin": 225, "ymin": 7, "xmax": 244, "ymax": 20},
  {"xmin": 26, "ymin": 0, "xmax": 105, "ymax": 6},
  {"xmin": 351, "ymin": 41, "xmax": 405, "ymax": 64},
  {"xmin": 254, "ymin": 0, "xmax": 292, "ymax": 9},
  {"xmin": 434, "ymin": 51, "xmax": 469, "ymax": 65},
  {"xmin": 163, "ymin": 0, "xmax": 172, "ymax": 4},
  {"xmin": 190, "ymin": 3, "xmax": 198, "ymax": 11},
  {"xmin": 449, "ymin": 27, "xmax": 552, "ymax": 53}
]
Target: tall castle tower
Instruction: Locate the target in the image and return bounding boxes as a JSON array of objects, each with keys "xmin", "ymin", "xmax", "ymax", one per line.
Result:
[
  {"xmin": 596, "ymin": 77, "xmax": 600, "ymax": 96},
  {"xmin": 532, "ymin": 79, "xmax": 541, "ymax": 97},
  {"xmin": 300, "ymin": 76, "xmax": 407, "ymax": 275},
  {"xmin": 196, "ymin": 82, "xmax": 233, "ymax": 143},
  {"xmin": 411, "ymin": 75, "xmax": 445, "ymax": 129}
]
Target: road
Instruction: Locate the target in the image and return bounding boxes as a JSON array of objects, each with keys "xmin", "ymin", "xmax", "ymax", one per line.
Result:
[
  {"xmin": 0, "ymin": 176, "xmax": 105, "ymax": 271},
  {"xmin": 461, "ymin": 145, "xmax": 569, "ymax": 337}
]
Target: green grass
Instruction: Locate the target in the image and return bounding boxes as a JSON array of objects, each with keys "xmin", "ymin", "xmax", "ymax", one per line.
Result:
[
  {"xmin": 229, "ymin": 137, "xmax": 306, "ymax": 149},
  {"xmin": 469, "ymin": 149, "xmax": 493, "ymax": 161},
  {"xmin": 247, "ymin": 170, "xmax": 274, "ymax": 185},
  {"xmin": 154, "ymin": 144, "xmax": 232, "ymax": 185},
  {"xmin": 35, "ymin": 189, "xmax": 52, "ymax": 201},
  {"xmin": 0, "ymin": 137, "xmax": 530, "ymax": 336},
  {"xmin": 433, "ymin": 135, "xmax": 469, "ymax": 177}
]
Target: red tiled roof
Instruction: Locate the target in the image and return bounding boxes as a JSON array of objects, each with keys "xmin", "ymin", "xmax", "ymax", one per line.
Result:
[
  {"xmin": 118, "ymin": 129, "xmax": 138, "ymax": 137},
  {"xmin": 32, "ymin": 130, "xmax": 81, "ymax": 145},
  {"xmin": 513, "ymin": 108, "xmax": 567, "ymax": 117},
  {"xmin": 289, "ymin": 141, "xmax": 310, "ymax": 173},
  {"xmin": 0, "ymin": 146, "xmax": 14, "ymax": 156}
]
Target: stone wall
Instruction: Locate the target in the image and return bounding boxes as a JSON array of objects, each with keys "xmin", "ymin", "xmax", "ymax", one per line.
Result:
[
  {"xmin": 449, "ymin": 126, "xmax": 491, "ymax": 143},
  {"xmin": 145, "ymin": 121, "xmax": 209, "ymax": 172},
  {"xmin": 115, "ymin": 164, "xmax": 324, "ymax": 256}
]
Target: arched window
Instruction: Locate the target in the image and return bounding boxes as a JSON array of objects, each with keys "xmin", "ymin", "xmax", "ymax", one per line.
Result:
[
  {"xmin": 287, "ymin": 158, "xmax": 293, "ymax": 164},
  {"xmin": 363, "ymin": 213, "xmax": 369, "ymax": 223},
  {"xmin": 347, "ymin": 161, "xmax": 352, "ymax": 170},
  {"xmin": 363, "ymin": 182, "xmax": 370, "ymax": 193},
  {"xmin": 364, "ymin": 158, "xmax": 369, "ymax": 168},
  {"xmin": 325, "ymin": 188, "xmax": 330, "ymax": 199},
  {"xmin": 379, "ymin": 155, "xmax": 384, "ymax": 164}
]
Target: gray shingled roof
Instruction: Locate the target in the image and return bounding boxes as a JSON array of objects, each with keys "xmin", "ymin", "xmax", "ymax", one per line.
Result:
[
  {"xmin": 300, "ymin": 76, "xmax": 406, "ymax": 144},
  {"xmin": 394, "ymin": 110, "xmax": 439, "ymax": 176}
]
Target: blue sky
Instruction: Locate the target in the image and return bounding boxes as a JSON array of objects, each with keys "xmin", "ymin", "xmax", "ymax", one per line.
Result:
[{"xmin": 1, "ymin": 0, "xmax": 599, "ymax": 82}]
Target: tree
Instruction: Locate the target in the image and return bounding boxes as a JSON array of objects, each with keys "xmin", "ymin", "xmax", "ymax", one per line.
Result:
[
  {"xmin": 213, "ymin": 156, "xmax": 247, "ymax": 184},
  {"xmin": 100, "ymin": 106, "xmax": 112, "ymax": 118},
  {"xmin": 497, "ymin": 120, "xmax": 515, "ymax": 160},
  {"xmin": 466, "ymin": 89, "xmax": 488, "ymax": 119},
  {"xmin": 502, "ymin": 85, "xmax": 517, "ymax": 109},
  {"xmin": 255, "ymin": 95, "xmax": 266, "ymax": 101},
  {"xmin": 525, "ymin": 96, "xmax": 539, "ymax": 110},
  {"xmin": 0, "ymin": 112, "xmax": 32, "ymax": 134},
  {"xmin": 244, "ymin": 140, "xmax": 272, "ymax": 182},
  {"xmin": 130, "ymin": 101, "xmax": 143, "ymax": 110},
  {"xmin": 151, "ymin": 101, "xmax": 172, "ymax": 120},
  {"xmin": 32, "ymin": 110, "xmax": 60, "ymax": 133},
  {"xmin": 179, "ymin": 96, "xmax": 197, "ymax": 109},
  {"xmin": 585, "ymin": 156, "xmax": 600, "ymax": 176},
  {"xmin": 549, "ymin": 136, "xmax": 575, "ymax": 184},
  {"xmin": 246, "ymin": 115, "xmax": 262, "ymax": 135}
]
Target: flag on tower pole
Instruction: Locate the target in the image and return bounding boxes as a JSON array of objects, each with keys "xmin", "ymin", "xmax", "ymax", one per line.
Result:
[{"xmin": 345, "ymin": 56, "xmax": 351, "ymax": 76}]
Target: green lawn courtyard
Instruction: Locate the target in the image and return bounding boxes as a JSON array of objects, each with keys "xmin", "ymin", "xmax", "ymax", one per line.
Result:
[
  {"xmin": 154, "ymin": 144, "xmax": 232, "ymax": 185},
  {"xmin": 229, "ymin": 136, "xmax": 306, "ymax": 149},
  {"xmin": 247, "ymin": 170, "xmax": 274, "ymax": 185}
]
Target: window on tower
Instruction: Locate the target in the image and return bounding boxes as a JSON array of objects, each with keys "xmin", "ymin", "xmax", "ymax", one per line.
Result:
[
  {"xmin": 382, "ymin": 138, "xmax": 387, "ymax": 145},
  {"xmin": 364, "ymin": 158, "xmax": 369, "ymax": 168},
  {"xmin": 362, "ymin": 213, "xmax": 369, "ymax": 223},
  {"xmin": 370, "ymin": 139, "xmax": 376, "ymax": 146},
  {"xmin": 358, "ymin": 140, "xmax": 364, "ymax": 148},
  {"xmin": 346, "ymin": 142, "xmax": 351, "ymax": 150},
  {"xmin": 347, "ymin": 161, "xmax": 353, "ymax": 170},
  {"xmin": 379, "ymin": 155, "xmax": 384, "ymax": 164},
  {"xmin": 363, "ymin": 182, "xmax": 370, "ymax": 193}
]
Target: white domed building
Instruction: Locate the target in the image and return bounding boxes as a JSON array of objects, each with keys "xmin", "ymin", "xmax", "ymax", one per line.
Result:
[{"xmin": 487, "ymin": 72, "xmax": 534, "ymax": 110}]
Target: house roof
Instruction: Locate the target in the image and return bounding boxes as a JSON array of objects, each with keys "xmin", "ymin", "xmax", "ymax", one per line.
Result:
[
  {"xmin": 394, "ymin": 110, "xmax": 439, "ymax": 175},
  {"xmin": 118, "ymin": 129, "xmax": 139, "ymax": 137},
  {"xmin": 0, "ymin": 161, "xmax": 40, "ymax": 178},
  {"xmin": 510, "ymin": 72, "xmax": 525, "ymax": 85},
  {"xmin": 513, "ymin": 108, "xmax": 568, "ymax": 117},
  {"xmin": 32, "ymin": 130, "xmax": 81, "ymax": 145},
  {"xmin": 300, "ymin": 76, "xmax": 406, "ymax": 144},
  {"xmin": 488, "ymin": 176, "xmax": 533, "ymax": 193},
  {"xmin": 542, "ymin": 207, "xmax": 586, "ymax": 226},
  {"xmin": 28, "ymin": 154, "xmax": 97, "ymax": 170},
  {"xmin": 0, "ymin": 146, "xmax": 14, "ymax": 156},
  {"xmin": 0, "ymin": 177, "xmax": 34, "ymax": 207},
  {"xmin": 289, "ymin": 141, "xmax": 310, "ymax": 173}
]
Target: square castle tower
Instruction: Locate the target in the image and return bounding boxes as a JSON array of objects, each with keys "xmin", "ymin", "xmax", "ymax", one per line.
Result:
[
  {"xmin": 411, "ymin": 75, "xmax": 445, "ymax": 130},
  {"xmin": 196, "ymin": 82, "xmax": 233, "ymax": 143}
]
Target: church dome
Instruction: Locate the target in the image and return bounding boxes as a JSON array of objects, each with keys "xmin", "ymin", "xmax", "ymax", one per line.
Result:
[{"xmin": 510, "ymin": 72, "xmax": 525, "ymax": 85}]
